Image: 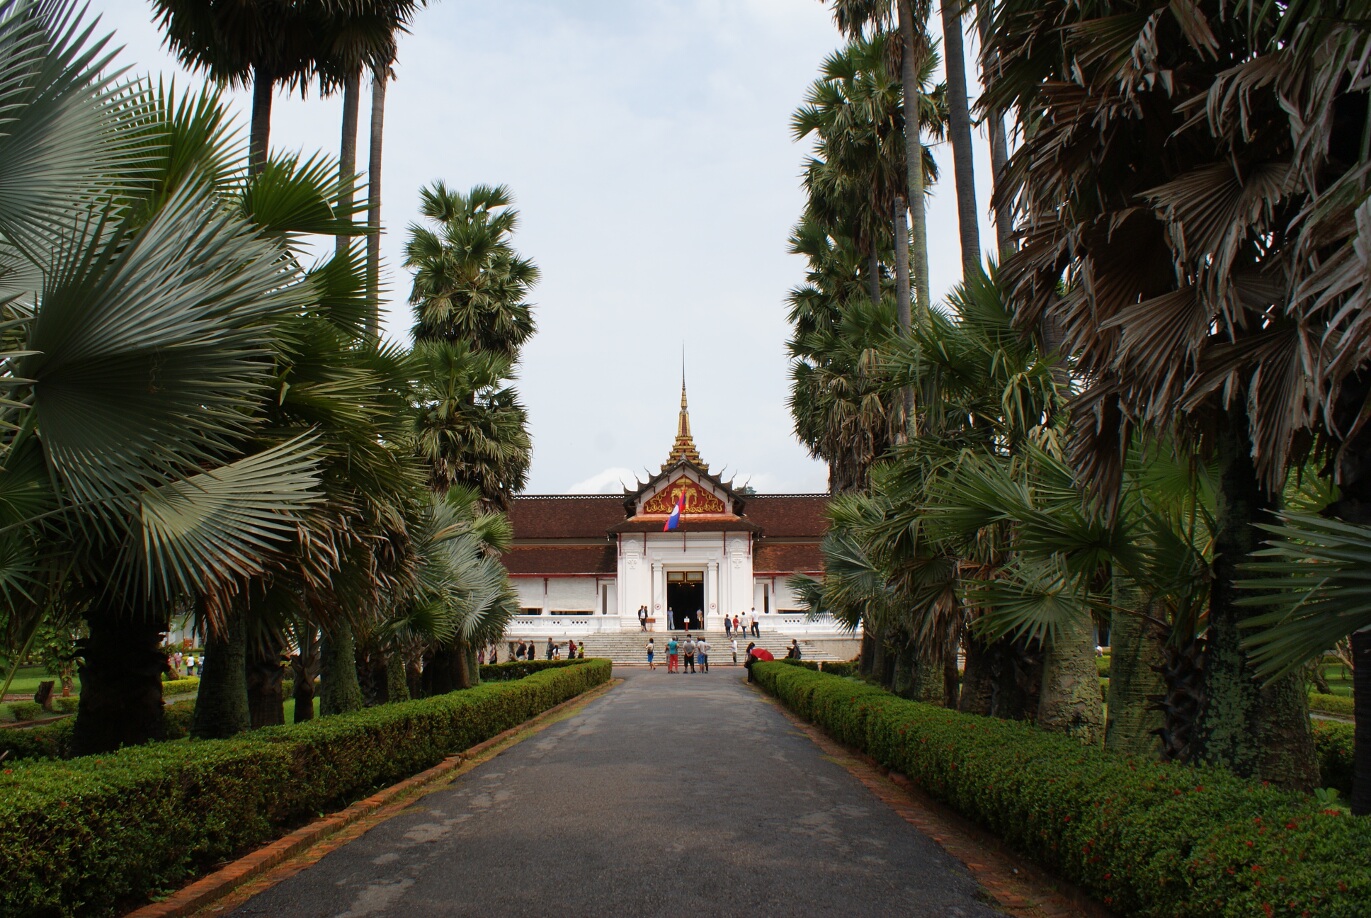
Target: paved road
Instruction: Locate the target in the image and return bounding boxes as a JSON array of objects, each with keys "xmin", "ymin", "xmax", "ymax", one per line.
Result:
[{"xmin": 229, "ymin": 668, "xmax": 1001, "ymax": 917}]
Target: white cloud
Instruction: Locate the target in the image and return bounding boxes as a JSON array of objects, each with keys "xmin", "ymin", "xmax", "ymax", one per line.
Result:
[{"xmin": 565, "ymin": 467, "xmax": 639, "ymax": 495}]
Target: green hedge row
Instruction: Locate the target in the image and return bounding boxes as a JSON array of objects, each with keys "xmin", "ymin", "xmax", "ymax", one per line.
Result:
[
  {"xmin": 0, "ymin": 703, "xmax": 195, "ymax": 764},
  {"xmin": 1309, "ymin": 692, "xmax": 1355, "ymax": 718},
  {"xmin": 779, "ymin": 658, "xmax": 860, "ymax": 677},
  {"xmin": 0, "ymin": 659, "xmax": 610, "ymax": 916},
  {"xmin": 1313, "ymin": 720, "xmax": 1354, "ymax": 799},
  {"xmin": 162, "ymin": 677, "xmax": 200, "ymax": 695},
  {"xmin": 753, "ymin": 662, "xmax": 1369, "ymax": 917},
  {"xmin": 479, "ymin": 658, "xmax": 587, "ymax": 681}
]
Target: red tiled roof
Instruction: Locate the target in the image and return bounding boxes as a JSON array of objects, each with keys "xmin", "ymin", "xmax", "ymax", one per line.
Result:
[
  {"xmin": 754, "ymin": 542, "xmax": 825, "ymax": 574},
  {"xmin": 502, "ymin": 545, "xmax": 616, "ymax": 575},
  {"xmin": 507, "ymin": 496, "xmax": 626, "ymax": 539},
  {"xmin": 742, "ymin": 495, "xmax": 830, "ymax": 538}
]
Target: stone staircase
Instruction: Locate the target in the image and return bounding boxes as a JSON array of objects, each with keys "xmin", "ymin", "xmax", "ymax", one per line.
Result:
[{"xmin": 494, "ymin": 630, "xmax": 844, "ymax": 665}]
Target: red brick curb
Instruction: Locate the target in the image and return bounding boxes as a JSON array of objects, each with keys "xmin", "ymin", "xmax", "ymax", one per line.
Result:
[
  {"xmin": 127, "ymin": 679, "xmax": 617, "ymax": 918},
  {"xmin": 761, "ymin": 689, "xmax": 1115, "ymax": 918}
]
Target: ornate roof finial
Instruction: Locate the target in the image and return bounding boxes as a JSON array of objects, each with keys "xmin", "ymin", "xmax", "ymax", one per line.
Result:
[{"xmin": 664, "ymin": 362, "xmax": 706, "ymax": 470}]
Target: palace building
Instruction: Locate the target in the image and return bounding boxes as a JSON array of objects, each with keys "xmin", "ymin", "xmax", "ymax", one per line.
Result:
[{"xmin": 502, "ymin": 383, "xmax": 846, "ymax": 639}]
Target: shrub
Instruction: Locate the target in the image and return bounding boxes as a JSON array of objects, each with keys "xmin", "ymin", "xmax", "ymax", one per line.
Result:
[
  {"xmin": 0, "ymin": 660, "xmax": 610, "ymax": 915},
  {"xmin": 8, "ymin": 701, "xmax": 45, "ymax": 722},
  {"xmin": 1308, "ymin": 692, "xmax": 1354, "ymax": 718},
  {"xmin": 1313, "ymin": 720, "xmax": 1354, "ymax": 798},
  {"xmin": 162, "ymin": 677, "xmax": 199, "ymax": 696},
  {"xmin": 779, "ymin": 658, "xmax": 860, "ymax": 677},
  {"xmin": 52, "ymin": 697, "xmax": 79, "ymax": 714},
  {"xmin": 479, "ymin": 658, "xmax": 585, "ymax": 681},
  {"xmin": 753, "ymin": 662, "xmax": 1370, "ymax": 917},
  {"xmin": 0, "ymin": 702, "xmax": 195, "ymax": 763}
]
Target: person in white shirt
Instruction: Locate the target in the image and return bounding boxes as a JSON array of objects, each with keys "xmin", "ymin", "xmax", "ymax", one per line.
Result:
[
  {"xmin": 731, "ymin": 637, "xmax": 739, "ymax": 665},
  {"xmin": 696, "ymin": 636, "xmax": 711, "ymax": 673}
]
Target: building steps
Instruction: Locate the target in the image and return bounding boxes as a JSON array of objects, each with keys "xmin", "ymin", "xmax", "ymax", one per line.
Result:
[{"xmin": 493, "ymin": 630, "xmax": 845, "ymax": 665}]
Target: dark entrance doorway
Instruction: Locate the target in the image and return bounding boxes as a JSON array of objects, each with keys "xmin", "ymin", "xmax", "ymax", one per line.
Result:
[{"xmin": 666, "ymin": 572, "xmax": 703, "ymax": 630}]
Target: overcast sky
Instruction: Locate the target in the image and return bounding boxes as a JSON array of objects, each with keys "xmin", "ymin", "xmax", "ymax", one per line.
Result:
[{"xmin": 87, "ymin": 0, "xmax": 998, "ymax": 495}]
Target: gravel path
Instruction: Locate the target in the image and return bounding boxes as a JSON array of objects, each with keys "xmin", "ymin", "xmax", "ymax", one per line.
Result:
[{"xmin": 228, "ymin": 668, "xmax": 1002, "ymax": 917}]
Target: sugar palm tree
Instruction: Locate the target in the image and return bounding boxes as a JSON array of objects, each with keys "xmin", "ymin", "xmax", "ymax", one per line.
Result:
[{"xmin": 980, "ymin": 0, "xmax": 1327, "ymax": 788}]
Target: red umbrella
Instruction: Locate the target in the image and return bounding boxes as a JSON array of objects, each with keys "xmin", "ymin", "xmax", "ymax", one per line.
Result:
[{"xmin": 751, "ymin": 648, "xmax": 774, "ymax": 662}]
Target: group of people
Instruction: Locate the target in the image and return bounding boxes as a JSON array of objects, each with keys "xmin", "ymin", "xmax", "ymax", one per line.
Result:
[
  {"xmin": 647, "ymin": 632, "xmax": 754, "ymax": 672},
  {"xmin": 169, "ymin": 651, "xmax": 199, "ymax": 678},
  {"xmin": 723, "ymin": 611, "xmax": 761, "ymax": 638},
  {"xmin": 504, "ymin": 638, "xmax": 587, "ymax": 662}
]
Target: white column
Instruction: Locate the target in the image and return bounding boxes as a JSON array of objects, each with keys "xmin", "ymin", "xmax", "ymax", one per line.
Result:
[
  {"xmin": 706, "ymin": 560, "xmax": 719, "ymax": 631},
  {"xmin": 651, "ymin": 560, "xmax": 663, "ymax": 622}
]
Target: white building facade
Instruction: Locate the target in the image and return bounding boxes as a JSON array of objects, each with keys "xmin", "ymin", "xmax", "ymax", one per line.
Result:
[{"xmin": 502, "ymin": 386, "xmax": 841, "ymax": 636}]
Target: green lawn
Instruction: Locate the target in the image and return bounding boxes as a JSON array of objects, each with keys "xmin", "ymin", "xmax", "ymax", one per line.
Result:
[
  {"xmin": 3, "ymin": 665, "xmax": 79, "ymax": 699},
  {"xmin": 1320, "ymin": 662, "xmax": 1353, "ymax": 697}
]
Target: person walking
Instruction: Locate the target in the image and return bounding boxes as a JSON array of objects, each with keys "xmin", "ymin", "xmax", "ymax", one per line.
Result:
[
  {"xmin": 750, "ymin": 610, "xmax": 759, "ymax": 638},
  {"xmin": 683, "ymin": 635, "xmax": 696, "ymax": 674},
  {"xmin": 723, "ymin": 614, "xmax": 732, "ymax": 638},
  {"xmin": 731, "ymin": 637, "xmax": 739, "ymax": 665},
  {"xmin": 638, "ymin": 604, "xmax": 648, "ymax": 631},
  {"xmin": 546, "ymin": 637, "xmax": 555, "ymax": 660},
  {"xmin": 647, "ymin": 638, "xmax": 656, "ymax": 670},
  {"xmin": 696, "ymin": 635, "xmax": 710, "ymax": 673},
  {"xmin": 666, "ymin": 635, "xmax": 679, "ymax": 673},
  {"xmin": 568, "ymin": 638, "xmax": 578, "ymax": 659},
  {"xmin": 732, "ymin": 613, "xmax": 741, "ymax": 636},
  {"xmin": 745, "ymin": 641, "xmax": 758, "ymax": 683}
]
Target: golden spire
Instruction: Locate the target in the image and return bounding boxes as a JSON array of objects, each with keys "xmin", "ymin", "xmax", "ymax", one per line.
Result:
[{"xmin": 664, "ymin": 371, "xmax": 706, "ymax": 470}]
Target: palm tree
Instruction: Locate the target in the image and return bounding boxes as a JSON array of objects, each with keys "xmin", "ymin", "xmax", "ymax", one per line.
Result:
[
  {"xmin": 0, "ymin": 6, "xmax": 328, "ymax": 754},
  {"xmin": 937, "ymin": 0, "xmax": 979, "ymax": 271},
  {"xmin": 980, "ymin": 0, "xmax": 1329, "ymax": 787}
]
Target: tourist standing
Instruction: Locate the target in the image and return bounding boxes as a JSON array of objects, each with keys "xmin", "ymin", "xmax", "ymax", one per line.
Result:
[
  {"xmin": 696, "ymin": 636, "xmax": 710, "ymax": 673},
  {"xmin": 568, "ymin": 639, "xmax": 577, "ymax": 659},
  {"xmin": 731, "ymin": 637, "xmax": 739, "ymax": 665},
  {"xmin": 732, "ymin": 613, "xmax": 741, "ymax": 636},
  {"xmin": 647, "ymin": 638, "xmax": 656, "ymax": 670},
  {"xmin": 750, "ymin": 610, "xmax": 759, "ymax": 637},
  {"xmin": 639, "ymin": 604, "xmax": 648, "ymax": 631},
  {"xmin": 683, "ymin": 635, "xmax": 696, "ymax": 673},
  {"xmin": 546, "ymin": 637, "xmax": 555, "ymax": 660},
  {"xmin": 745, "ymin": 642, "xmax": 758, "ymax": 683},
  {"xmin": 667, "ymin": 635, "xmax": 679, "ymax": 673}
]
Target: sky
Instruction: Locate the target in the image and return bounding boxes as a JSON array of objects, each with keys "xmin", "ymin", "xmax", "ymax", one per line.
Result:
[{"xmin": 86, "ymin": 0, "xmax": 999, "ymax": 495}]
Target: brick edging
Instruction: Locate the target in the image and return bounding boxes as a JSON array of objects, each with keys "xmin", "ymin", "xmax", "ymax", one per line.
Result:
[{"xmin": 127, "ymin": 679, "xmax": 617, "ymax": 918}]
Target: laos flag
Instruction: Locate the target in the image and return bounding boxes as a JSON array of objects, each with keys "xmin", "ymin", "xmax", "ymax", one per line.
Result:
[{"xmin": 664, "ymin": 494, "xmax": 684, "ymax": 531}]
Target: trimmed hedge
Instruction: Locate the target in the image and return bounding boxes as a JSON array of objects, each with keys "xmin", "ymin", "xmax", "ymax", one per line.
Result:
[
  {"xmin": 1313, "ymin": 720, "xmax": 1354, "ymax": 799},
  {"xmin": 479, "ymin": 658, "xmax": 587, "ymax": 681},
  {"xmin": 753, "ymin": 661, "xmax": 1370, "ymax": 917},
  {"xmin": 0, "ymin": 701, "xmax": 194, "ymax": 763},
  {"xmin": 780, "ymin": 658, "xmax": 860, "ymax": 678},
  {"xmin": 1309, "ymin": 692, "xmax": 1354, "ymax": 718},
  {"xmin": 0, "ymin": 659, "xmax": 610, "ymax": 915},
  {"xmin": 162, "ymin": 677, "xmax": 199, "ymax": 696}
]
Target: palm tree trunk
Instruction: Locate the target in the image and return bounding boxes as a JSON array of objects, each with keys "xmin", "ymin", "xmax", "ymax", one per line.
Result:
[
  {"xmin": 291, "ymin": 624, "xmax": 318, "ymax": 723},
  {"xmin": 245, "ymin": 640, "xmax": 285, "ymax": 728},
  {"xmin": 386, "ymin": 649, "xmax": 410, "ymax": 702},
  {"xmin": 250, "ymin": 65, "xmax": 273, "ymax": 176},
  {"xmin": 893, "ymin": 195, "xmax": 914, "ymax": 428},
  {"xmin": 71, "ymin": 604, "xmax": 168, "ymax": 756},
  {"xmin": 337, "ymin": 68, "xmax": 362, "ymax": 261},
  {"xmin": 455, "ymin": 638, "xmax": 476, "ymax": 690},
  {"xmin": 939, "ymin": 0, "xmax": 979, "ymax": 272},
  {"xmin": 897, "ymin": 0, "xmax": 931, "ymax": 315},
  {"xmin": 319, "ymin": 621, "xmax": 364, "ymax": 716},
  {"xmin": 365, "ymin": 63, "xmax": 388, "ymax": 341},
  {"xmin": 1104, "ymin": 583, "xmax": 1165, "ymax": 755},
  {"xmin": 977, "ymin": 4, "xmax": 1013, "ymax": 256},
  {"xmin": 958, "ymin": 634, "xmax": 995, "ymax": 715},
  {"xmin": 1037, "ymin": 612, "xmax": 1104, "ymax": 743},
  {"xmin": 1197, "ymin": 411, "xmax": 1317, "ymax": 789},
  {"xmin": 867, "ymin": 245, "xmax": 881, "ymax": 307},
  {"xmin": 191, "ymin": 610, "xmax": 249, "ymax": 740}
]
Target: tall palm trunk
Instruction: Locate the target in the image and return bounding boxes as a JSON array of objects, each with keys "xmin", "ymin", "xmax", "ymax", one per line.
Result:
[
  {"xmin": 897, "ymin": 0, "xmax": 931, "ymax": 316},
  {"xmin": 893, "ymin": 196, "xmax": 913, "ymax": 427},
  {"xmin": 291, "ymin": 622, "xmax": 319, "ymax": 723},
  {"xmin": 1197, "ymin": 409, "xmax": 1317, "ymax": 789},
  {"xmin": 977, "ymin": 3, "xmax": 1013, "ymax": 256},
  {"xmin": 1353, "ymin": 628, "xmax": 1371, "ymax": 814},
  {"xmin": 191, "ymin": 609, "xmax": 249, "ymax": 739},
  {"xmin": 1104, "ymin": 581, "xmax": 1165, "ymax": 754},
  {"xmin": 365, "ymin": 64, "xmax": 388, "ymax": 341},
  {"xmin": 337, "ymin": 68, "xmax": 362, "ymax": 261},
  {"xmin": 1037, "ymin": 611, "xmax": 1104, "ymax": 744},
  {"xmin": 249, "ymin": 64, "xmax": 273, "ymax": 176},
  {"xmin": 867, "ymin": 246, "xmax": 881, "ymax": 307},
  {"xmin": 246, "ymin": 637, "xmax": 285, "ymax": 728},
  {"xmin": 71, "ymin": 603, "xmax": 168, "ymax": 755},
  {"xmin": 939, "ymin": 0, "xmax": 979, "ymax": 271},
  {"xmin": 319, "ymin": 621, "xmax": 364, "ymax": 716}
]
